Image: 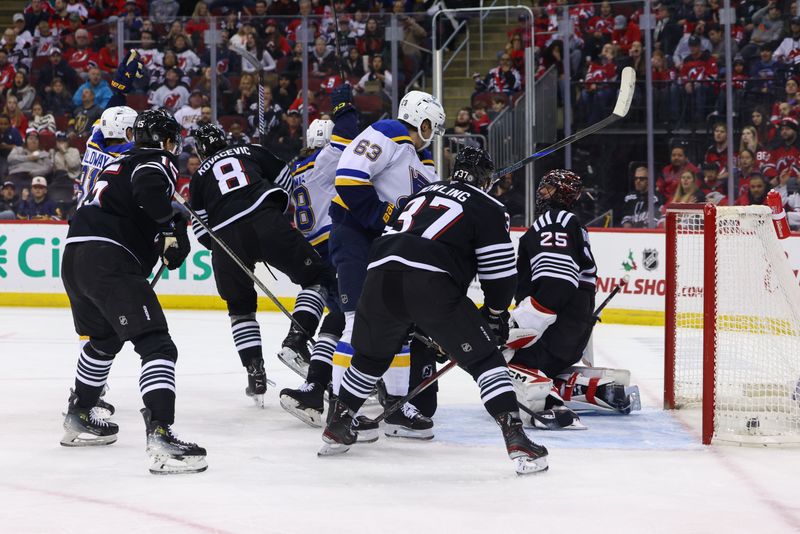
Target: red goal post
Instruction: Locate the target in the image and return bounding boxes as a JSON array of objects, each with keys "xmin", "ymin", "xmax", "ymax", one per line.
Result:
[{"xmin": 664, "ymin": 203, "xmax": 800, "ymax": 446}]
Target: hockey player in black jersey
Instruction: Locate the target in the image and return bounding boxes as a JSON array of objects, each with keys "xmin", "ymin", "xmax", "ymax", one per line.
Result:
[
  {"xmin": 190, "ymin": 123, "xmax": 334, "ymax": 407},
  {"xmin": 60, "ymin": 109, "xmax": 207, "ymax": 474},
  {"xmin": 319, "ymin": 146, "xmax": 548, "ymax": 475},
  {"xmin": 505, "ymin": 170, "xmax": 640, "ymax": 419}
]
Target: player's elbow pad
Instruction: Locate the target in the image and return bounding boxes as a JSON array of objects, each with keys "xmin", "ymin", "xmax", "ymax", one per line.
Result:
[{"xmin": 506, "ymin": 297, "xmax": 557, "ymax": 350}]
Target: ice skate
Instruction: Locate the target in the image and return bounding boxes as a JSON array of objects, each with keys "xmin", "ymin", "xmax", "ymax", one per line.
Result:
[
  {"xmin": 605, "ymin": 384, "xmax": 641, "ymax": 415},
  {"xmin": 353, "ymin": 415, "xmax": 379, "ymax": 443},
  {"xmin": 383, "ymin": 398, "xmax": 434, "ymax": 440},
  {"xmin": 496, "ymin": 412, "xmax": 548, "ymax": 475},
  {"xmin": 277, "ymin": 329, "xmax": 312, "ymax": 379},
  {"xmin": 280, "ymin": 382, "xmax": 324, "ymax": 427},
  {"xmin": 94, "ymin": 384, "xmax": 115, "ymax": 419},
  {"xmin": 318, "ymin": 399, "xmax": 357, "ymax": 456},
  {"xmin": 245, "ymin": 358, "xmax": 268, "ymax": 408},
  {"xmin": 60, "ymin": 389, "xmax": 119, "ymax": 447},
  {"xmin": 528, "ymin": 406, "xmax": 586, "ymax": 431},
  {"xmin": 141, "ymin": 408, "xmax": 207, "ymax": 474}
]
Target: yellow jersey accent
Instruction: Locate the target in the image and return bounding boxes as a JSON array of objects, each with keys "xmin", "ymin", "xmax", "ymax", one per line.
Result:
[
  {"xmin": 331, "ymin": 134, "xmax": 352, "ymax": 145},
  {"xmin": 335, "ymin": 177, "xmax": 373, "ymax": 187}
]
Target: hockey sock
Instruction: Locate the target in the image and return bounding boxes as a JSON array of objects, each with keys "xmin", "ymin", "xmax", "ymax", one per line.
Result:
[
  {"xmin": 382, "ymin": 345, "xmax": 411, "ymax": 397},
  {"xmin": 230, "ymin": 314, "xmax": 262, "ymax": 366},
  {"xmin": 476, "ymin": 368, "xmax": 519, "ymax": 417},
  {"xmin": 331, "ymin": 311, "xmax": 356, "ymax": 395},
  {"xmin": 307, "ymin": 334, "xmax": 336, "ymax": 386},
  {"xmin": 139, "ymin": 354, "xmax": 176, "ymax": 424},
  {"xmin": 292, "ymin": 286, "xmax": 326, "ymax": 335},
  {"xmin": 74, "ymin": 342, "xmax": 115, "ymax": 409},
  {"xmin": 339, "ymin": 362, "xmax": 385, "ymax": 414}
]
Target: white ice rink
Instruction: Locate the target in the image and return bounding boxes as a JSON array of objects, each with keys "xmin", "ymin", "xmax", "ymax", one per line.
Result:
[{"xmin": 1, "ymin": 307, "xmax": 799, "ymax": 534}]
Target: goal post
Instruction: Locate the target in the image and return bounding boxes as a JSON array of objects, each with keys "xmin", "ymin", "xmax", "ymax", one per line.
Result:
[{"xmin": 664, "ymin": 203, "xmax": 800, "ymax": 446}]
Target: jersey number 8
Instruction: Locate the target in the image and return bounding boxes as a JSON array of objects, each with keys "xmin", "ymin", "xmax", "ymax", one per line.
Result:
[
  {"xmin": 292, "ymin": 185, "xmax": 316, "ymax": 232},
  {"xmin": 352, "ymin": 139, "xmax": 382, "ymax": 161},
  {"xmin": 213, "ymin": 157, "xmax": 251, "ymax": 194}
]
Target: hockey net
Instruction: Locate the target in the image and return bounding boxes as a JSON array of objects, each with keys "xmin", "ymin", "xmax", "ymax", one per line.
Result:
[{"xmin": 664, "ymin": 204, "xmax": 800, "ymax": 445}]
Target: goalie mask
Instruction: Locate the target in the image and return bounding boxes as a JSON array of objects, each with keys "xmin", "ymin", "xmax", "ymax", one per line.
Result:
[
  {"xmin": 451, "ymin": 146, "xmax": 496, "ymax": 192},
  {"xmin": 194, "ymin": 123, "xmax": 229, "ymax": 160},
  {"xmin": 535, "ymin": 169, "xmax": 583, "ymax": 212}
]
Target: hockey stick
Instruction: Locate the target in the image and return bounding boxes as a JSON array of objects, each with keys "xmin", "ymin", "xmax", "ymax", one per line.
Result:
[
  {"xmin": 150, "ymin": 263, "xmax": 167, "ymax": 288},
  {"xmin": 172, "ymin": 194, "xmax": 316, "ymax": 341},
  {"xmin": 230, "ymin": 45, "xmax": 266, "ymax": 141},
  {"xmin": 329, "ymin": 0, "xmax": 347, "ymax": 81},
  {"xmin": 372, "ymin": 276, "xmax": 630, "ymax": 424},
  {"xmin": 493, "ymin": 66, "xmax": 635, "ymax": 178}
]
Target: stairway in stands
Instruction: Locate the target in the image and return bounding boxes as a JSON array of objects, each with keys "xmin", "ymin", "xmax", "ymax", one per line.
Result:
[{"xmin": 0, "ymin": 1, "xmax": 26, "ymax": 29}]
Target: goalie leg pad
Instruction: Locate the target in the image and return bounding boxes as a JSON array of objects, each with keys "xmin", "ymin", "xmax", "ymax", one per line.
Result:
[{"xmin": 555, "ymin": 369, "xmax": 641, "ymax": 414}]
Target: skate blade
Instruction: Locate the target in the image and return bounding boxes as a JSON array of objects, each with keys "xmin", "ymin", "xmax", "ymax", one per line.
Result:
[
  {"xmin": 245, "ymin": 388, "xmax": 266, "ymax": 408},
  {"xmin": 514, "ymin": 455, "xmax": 549, "ymax": 475},
  {"xmin": 384, "ymin": 424, "xmax": 434, "ymax": 440},
  {"xmin": 532, "ymin": 418, "xmax": 587, "ymax": 431},
  {"xmin": 279, "ymin": 395, "xmax": 323, "ymax": 428},
  {"xmin": 148, "ymin": 454, "xmax": 208, "ymax": 475},
  {"xmin": 277, "ymin": 348, "xmax": 309, "ymax": 379},
  {"xmin": 60, "ymin": 431, "xmax": 117, "ymax": 447},
  {"xmin": 355, "ymin": 428, "xmax": 379, "ymax": 443},
  {"xmin": 626, "ymin": 386, "xmax": 642, "ymax": 412},
  {"xmin": 317, "ymin": 441, "xmax": 351, "ymax": 456}
]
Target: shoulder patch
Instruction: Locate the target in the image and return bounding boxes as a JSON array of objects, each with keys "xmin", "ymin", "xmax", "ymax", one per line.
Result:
[{"xmin": 371, "ymin": 120, "xmax": 412, "ymax": 145}]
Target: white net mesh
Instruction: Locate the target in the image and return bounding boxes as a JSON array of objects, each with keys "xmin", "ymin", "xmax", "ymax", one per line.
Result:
[{"xmin": 670, "ymin": 205, "xmax": 800, "ymax": 445}]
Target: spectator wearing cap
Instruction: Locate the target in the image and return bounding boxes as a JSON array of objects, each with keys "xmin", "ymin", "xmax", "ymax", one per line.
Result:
[
  {"xmin": 51, "ymin": 132, "xmax": 81, "ymax": 182},
  {"xmin": 70, "ymin": 88, "xmax": 102, "ymax": 136},
  {"xmin": 30, "ymin": 102, "xmax": 56, "ymax": 135},
  {"xmin": 24, "ymin": 0, "xmax": 55, "ymax": 34},
  {"xmin": 150, "ymin": 0, "xmax": 179, "ymax": 24},
  {"xmin": 0, "ymin": 113, "xmax": 23, "ymax": 178},
  {"xmin": 43, "ymin": 77, "xmax": 74, "ymax": 117},
  {"xmin": 611, "ymin": 14, "xmax": 641, "ymax": 56},
  {"xmin": 33, "ymin": 20, "xmax": 58, "ymax": 58},
  {"xmin": 774, "ymin": 17, "xmax": 800, "ymax": 66},
  {"xmin": 763, "ymin": 117, "xmax": 800, "ymax": 181},
  {"xmin": 701, "ymin": 162, "xmax": 728, "ymax": 205},
  {"xmin": 0, "ymin": 50, "xmax": 16, "ymax": 91},
  {"xmin": 72, "ymin": 67, "xmax": 112, "ymax": 109},
  {"xmin": 679, "ymin": 35, "xmax": 718, "ymax": 125},
  {"xmin": 7, "ymin": 131, "xmax": 53, "ymax": 183},
  {"xmin": 40, "ymin": 48, "xmax": 81, "ymax": 93},
  {"xmin": 17, "ymin": 176, "xmax": 59, "ymax": 220},
  {"xmin": 65, "ymin": 28, "xmax": 98, "ymax": 77},
  {"xmin": 673, "ymin": 28, "xmax": 712, "ymax": 68},
  {"xmin": 12, "ymin": 14, "xmax": 34, "ymax": 50},
  {"xmin": 621, "ymin": 166, "xmax": 664, "ymax": 228},
  {"xmin": 0, "ymin": 181, "xmax": 19, "ymax": 219},
  {"xmin": 659, "ymin": 145, "xmax": 699, "ymax": 198},
  {"xmin": 3, "ymin": 95, "xmax": 28, "ymax": 134}
]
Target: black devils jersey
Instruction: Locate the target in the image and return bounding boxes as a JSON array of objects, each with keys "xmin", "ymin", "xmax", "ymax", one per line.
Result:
[
  {"xmin": 368, "ymin": 180, "xmax": 517, "ymax": 310},
  {"xmin": 66, "ymin": 148, "xmax": 180, "ymax": 273},
  {"xmin": 189, "ymin": 144, "xmax": 291, "ymax": 247}
]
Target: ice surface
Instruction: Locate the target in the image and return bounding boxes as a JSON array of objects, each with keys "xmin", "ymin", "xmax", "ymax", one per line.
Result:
[{"xmin": 1, "ymin": 309, "xmax": 799, "ymax": 533}]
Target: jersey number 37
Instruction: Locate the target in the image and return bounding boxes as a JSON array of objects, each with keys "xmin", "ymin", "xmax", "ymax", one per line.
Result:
[{"xmin": 392, "ymin": 196, "xmax": 464, "ymax": 240}]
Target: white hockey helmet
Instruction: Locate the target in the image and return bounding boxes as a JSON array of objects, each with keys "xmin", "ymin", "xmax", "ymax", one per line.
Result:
[
  {"xmin": 306, "ymin": 119, "xmax": 334, "ymax": 149},
  {"xmin": 100, "ymin": 106, "xmax": 138, "ymax": 141},
  {"xmin": 397, "ymin": 90, "xmax": 446, "ymax": 149}
]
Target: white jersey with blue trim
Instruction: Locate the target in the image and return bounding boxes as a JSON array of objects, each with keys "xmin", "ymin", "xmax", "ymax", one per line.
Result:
[
  {"xmin": 332, "ymin": 119, "xmax": 438, "ymax": 221},
  {"xmin": 290, "ymin": 140, "xmax": 346, "ymax": 250},
  {"xmin": 77, "ymin": 123, "xmax": 134, "ymax": 207}
]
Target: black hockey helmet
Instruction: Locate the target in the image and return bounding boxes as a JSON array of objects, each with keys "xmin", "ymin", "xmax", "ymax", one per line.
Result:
[
  {"xmin": 133, "ymin": 109, "xmax": 182, "ymax": 152},
  {"xmin": 194, "ymin": 123, "xmax": 228, "ymax": 160},
  {"xmin": 451, "ymin": 146, "xmax": 496, "ymax": 191},
  {"xmin": 535, "ymin": 169, "xmax": 583, "ymax": 212}
]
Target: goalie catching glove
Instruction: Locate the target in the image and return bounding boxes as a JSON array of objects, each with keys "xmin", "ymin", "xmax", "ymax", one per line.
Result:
[{"xmin": 505, "ymin": 297, "xmax": 557, "ymax": 351}]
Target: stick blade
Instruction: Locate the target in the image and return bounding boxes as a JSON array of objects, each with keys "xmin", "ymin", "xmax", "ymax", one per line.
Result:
[{"xmin": 612, "ymin": 66, "xmax": 636, "ymax": 118}]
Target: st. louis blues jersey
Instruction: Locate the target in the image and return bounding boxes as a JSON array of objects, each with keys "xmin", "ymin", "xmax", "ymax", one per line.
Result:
[
  {"xmin": 330, "ymin": 119, "xmax": 437, "ymax": 233},
  {"xmin": 77, "ymin": 124, "xmax": 134, "ymax": 207},
  {"xmin": 515, "ymin": 208, "xmax": 597, "ymax": 312}
]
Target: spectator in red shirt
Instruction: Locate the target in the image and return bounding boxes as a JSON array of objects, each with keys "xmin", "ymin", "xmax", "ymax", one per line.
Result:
[
  {"xmin": 580, "ymin": 43, "xmax": 617, "ymax": 124},
  {"xmin": 679, "ymin": 35, "xmax": 717, "ymax": 125},
  {"xmin": 660, "ymin": 145, "xmax": 699, "ymax": 197},
  {"xmin": 476, "ymin": 53, "xmax": 522, "ymax": 95},
  {"xmin": 356, "ymin": 18, "xmax": 385, "ymax": 59},
  {"xmin": 701, "ymin": 161, "xmax": 728, "ymax": 204},
  {"xmin": 96, "ymin": 38, "xmax": 119, "ymax": 72},
  {"xmin": 24, "ymin": 0, "xmax": 55, "ymax": 33},
  {"xmin": 471, "ymin": 101, "xmax": 490, "ymax": 135},
  {"xmin": 736, "ymin": 172, "xmax": 770, "ymax": 206},
  {"xmin": 0, "ymin": 50, "xmax": 16, "ymax": 91},
  {"xmin": 50, "ymin": 0, "xmax": 72, "ymax": 32},
  {"xmin": 65, "ymin": 28, "xmax": 98, "ymax": 76},
  {"xmin": 751, "ymin": 106, "xmax": 777, "ymax": 145},
  {"xmin": 734, "ymin": 148, "xmax": 759, "ymax": 196},
  {"xmin": 705, "ymin": 122, "xmax": 734, "ymax": 176},
  {"xmin": 611, "ymin": 14, "xmax": 641, "ymax": 56},
  {"xmin": 763, "ymin": 117, "xmax": 800, "ymax": 181}
]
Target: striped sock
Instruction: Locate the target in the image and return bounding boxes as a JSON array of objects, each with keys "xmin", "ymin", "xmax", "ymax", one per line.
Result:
[
  {"xmin": 139, "ymin": 356, "xmax": 176, "ymax": 424},
  {"xmin": 338, "ymin": 366, "xmax": 381, "ymax": 413},
  {"xmin": 74, "ymin": 343, "xmax": 115, "ymax": 409},
  {"xmin": 292, "ymin": 287, "xmax": 326, "ymax": 333},
  {"xmin": 476, "ymin": 366, "xmax": 519, "ymax": 417},
  {"xmin": 306, "ymin": 333, "xmax": 337, "ymax": 385},
  {"xmin": 231, "ymin": 315, "xmax": 262, "ymax": 365}
]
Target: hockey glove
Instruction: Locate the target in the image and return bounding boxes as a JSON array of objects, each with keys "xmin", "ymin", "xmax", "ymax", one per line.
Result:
[
  {"xmin": 157, "ymin": 216, "xmax": 190, "ymax": 270},
  {"xmin": 480, "ymin": 306, "xmax": 510, "ymax": 345},
  {"xmin": 111, "ymin": 50, "xmax": 144, "ymax": 94},
  {"xmin": 506, "ymin": 297, "xmax": 557, "ymax": 350},
  {"xmin": 331, "ymin": 84, "xmax": 354, "ymax": 118}
]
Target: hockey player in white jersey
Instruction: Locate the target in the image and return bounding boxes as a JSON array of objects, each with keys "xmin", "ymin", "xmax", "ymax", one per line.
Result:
[
  {"xmin": 277, "ymin": 85, "xmax": 360, "ymax": 427},
  {"xmin": 328, "ymin": 90, "xmax": 444, "ymax": 439}
]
